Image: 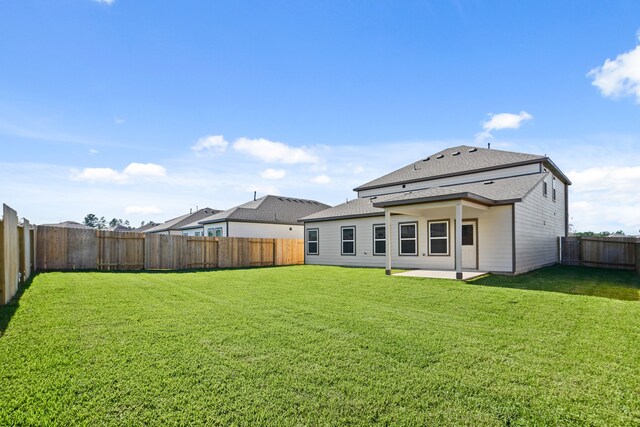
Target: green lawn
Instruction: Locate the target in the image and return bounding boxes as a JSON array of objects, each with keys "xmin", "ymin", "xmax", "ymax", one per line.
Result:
[{"xmin": 1, "ymin": 266, "xmax": 639, "ymax": 426}]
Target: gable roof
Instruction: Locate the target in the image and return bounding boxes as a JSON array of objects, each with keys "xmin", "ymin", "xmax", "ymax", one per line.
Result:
[
  {"xmin": 145, "ymin": 208, "xmax": 221, "ymax": 233},
  {"xmin": 302, "ymin": 173, "xmax": 547, "ymax": 222},
  {"xmin": 353, "ymin": 145, "xmax": 569, "ymax": 192},
  {"xmin": 180, "ymin": 195, "xmax": 331, "ymax": 228}
]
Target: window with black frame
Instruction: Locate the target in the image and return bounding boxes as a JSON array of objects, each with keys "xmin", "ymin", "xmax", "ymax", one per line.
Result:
[
  {"xmin": 307, "ymin": 228, "xmax": 319, "ymax": 255},
  {"xmin": 341, "ymin": 226, "xmax": 356, "ymax": 255},
  {"xmin": 399, "ymin": 223, "xmax": 417, "ymax": 255},
  {"xmin": 373, "ymin": 224, "xmax": 385, "ymax": 255}
]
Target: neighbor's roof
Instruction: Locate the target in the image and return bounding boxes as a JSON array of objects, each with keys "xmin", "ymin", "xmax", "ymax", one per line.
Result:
[
  {"xmin": 131, "ymin": 222, "xmax": 160, "ymax": 232},
  {"xmin": 354, "ymin": 145, "xmax": 570, "ymax": 192},
  {"xmin": 38, "ymin": 221, "xmax": 93, "ymax": 229},
  {"xmin": 145, "ymin": 208, "xmax": 221, "ymax": 233},
  {"xmin": 180, "ymin": 195, "xmax": 331, "ymax": 228},
  {"xmin": 302, "ymin": 173, "xmax": 547, "ymax": 222}
]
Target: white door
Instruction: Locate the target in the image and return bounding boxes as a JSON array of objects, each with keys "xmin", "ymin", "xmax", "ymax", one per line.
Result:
[{"xmin": 461, "ymin": 221, "xmax": 477, "ymax": 269}]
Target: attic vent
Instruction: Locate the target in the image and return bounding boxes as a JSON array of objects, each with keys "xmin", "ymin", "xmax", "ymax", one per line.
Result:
[
  {"xmin": 369, "ymin": 196, "xmax": 377, "ymax": 201},
  {"xmin": 436, "ymin": 154, "xmax": 444, "ymax": 159},
  {"xmin": 483, "ymin": 180, "xmax": 494, "ymax": 185},
  {"xmin": 469, "ymin": 148, "xmax": 478, "ymax": 153},
  {"xmin": 452, "ymin": 151, "xmax": 460, "ymax": 156},
  {"xmin": 422, "ymin": 157, "xmax": 430, "ymax": 162}
]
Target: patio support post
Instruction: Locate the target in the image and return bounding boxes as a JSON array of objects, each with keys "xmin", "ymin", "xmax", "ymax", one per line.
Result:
[
  {"xmin": 455, "ymin": 202, "xmax": 463, "ymax": 280},
  {"xmin": 385, "ymin": 210, "xmax": 392, "ymax": 275}
]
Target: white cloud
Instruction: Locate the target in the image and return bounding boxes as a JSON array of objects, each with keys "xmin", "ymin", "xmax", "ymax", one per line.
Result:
[
  {"xmin": 89, "ymin": 149, "xmax": 99, "ymax": 155},
  {"xmin": 114, "ymin": 117, "xmax": 125, "ymax": 124},
  {"xmin": 587, "ymin": 32, "xmax": 640, "ymax": 103},
  {"xmin": 72, "ymin": 162, "xmax": 166, "ymax": 184},
  {"xmin": 125, "ymin": 206, "xmax": 163, "ymax": 215},
  {"xmin": 122, "ymin": 163, "xmax": 167, "ymax": 178},
  {"xmin": 476, "ymin": 111, "xmax": 533, "ymax": 142},
  {"xmin": 568, "ymin": 166, "xmax": 640, "ymax": 232},
  {"xmin": 73, "ymin": 167, "xmax": 125, "ymax": 183},
  {"xmin": 191, "ymin": 135, "xmax": 228, "ymax": 153},
  {"xmin": 260, "ymin": 168, "xmax": 286, "ymax": 180},
  {"xmin": 311, "ymin": 174, "xmax": 331, "ymax": 184},
  {"xmin": 352, "ymin": 165, "xmax": 365, "ymax": 174},
  {"xmin": 93, "ymin": 0, "xmax": 114, "ymax": 4},
  {"xmin": 232, "ymin": 137, "xmax": 318, "ymax": 164}
]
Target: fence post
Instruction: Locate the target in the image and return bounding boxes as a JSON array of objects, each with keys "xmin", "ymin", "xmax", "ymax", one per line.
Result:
[
  {"xmin": 636, "ymin": 243, "xmax": 640, "ymax": 276},
  {"xmin": 579, "ymin": 237, "xmax": 584, "ymax": 267}
]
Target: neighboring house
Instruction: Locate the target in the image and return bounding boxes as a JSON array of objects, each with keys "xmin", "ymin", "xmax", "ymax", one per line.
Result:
[
  {"xmin": 145, "ymin": 208, "xmax": 221, "ymax": 235},
  {"xmin": 131, "ymin": 222, "xmax": 160, "ymax": 233},
  {"xmin": 179, "ymin": 195, "xmax": 331, "ymax": 238},
  {"xmin": 39, "ymin": 221, "xmax": 93, "ymax": 229},
  {"xmin": 300, "ymin": 145, "xmax": 571, "ymax": 277}
]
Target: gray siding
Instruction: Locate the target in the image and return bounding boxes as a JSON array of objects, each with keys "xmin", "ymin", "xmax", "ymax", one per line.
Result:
[{"xmin": 514, "ymin": 174, "xmax": 566, "ymax": 273}]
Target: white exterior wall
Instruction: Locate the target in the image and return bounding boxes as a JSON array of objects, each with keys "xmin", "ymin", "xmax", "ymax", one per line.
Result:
[
  {"xmin": 180, "ymin": 227, "xmax": 205, "ymax": 236},
  {"xmin": 305, "ymin": 204, "xmax": 513, "ymax": 272},
  {"xmin": 514, "ymin": 174, "xmax": 566, "ymax": 273},
  {"xmin": 228, "ymin": 222, "xmax": 304, "ymax": 239},
  {"xmin": 358, "ymin": 163, "xmax": 540, "ymax": 198}
]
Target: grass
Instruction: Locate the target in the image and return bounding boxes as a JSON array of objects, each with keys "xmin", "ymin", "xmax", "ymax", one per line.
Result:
[{"xmin": 0, "ymin": 265, "xmax": 639, "ymax": 425}]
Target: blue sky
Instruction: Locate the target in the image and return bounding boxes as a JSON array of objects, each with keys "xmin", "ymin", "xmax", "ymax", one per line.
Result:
[{"xmin": 1, "ymin": 1, "xmax": 640, "ymax": 233}]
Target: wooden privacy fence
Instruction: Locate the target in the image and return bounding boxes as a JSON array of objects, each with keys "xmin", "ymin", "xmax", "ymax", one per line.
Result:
[
  {"xmin": 1, "ymin": 204, "xmax": 36, "ymax": 304},
  {"xmin": 560, "ymin": 236, "xmax": 640, "ymax": 273},
  {"xmin": 36, "ymin": 226, "xmax": 304, "ymax": 271}
]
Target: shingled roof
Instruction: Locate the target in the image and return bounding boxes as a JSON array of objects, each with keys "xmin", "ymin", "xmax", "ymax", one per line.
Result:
[
  {"xmin": 353, "ymin": 145, "xmax": 569, "ymax": 192},
  {"xmin": 145, "ymin": 207, "xmax": 221, "ymax": 233},
  {"xmin": 302, "ymin": 173, "xmax": 548, "ymax": 222},
  {"xmin": 181, "ymin": 195, "xmax": 331, "ymax": 228}
]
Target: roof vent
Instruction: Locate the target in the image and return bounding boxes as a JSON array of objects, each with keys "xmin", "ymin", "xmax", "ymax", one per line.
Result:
[
  {"xmin": 436, "ymin": 154, "xmax": 444, "ymax": 159},
  {"xmin": 452, "ymin": 151, "xmax": 460, "ymax": 156},
  {"xmin": 422, "ymin": 157, "xmax": 430, "ymax": 162},
  {"xmin": 469, "ymin": 148, "xmax": 478, "ymax": 153},
  {"xmin": 369, "ymin": 196, "xmax": 377, "ymax": 201},
  {"xmin": 483, "ymin": 180, "xmax": 494, "ymax": 185}
]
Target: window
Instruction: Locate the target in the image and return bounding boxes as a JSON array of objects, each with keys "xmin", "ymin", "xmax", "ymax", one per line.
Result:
[
  {"xmin": 428, "ymin": 220, "xmax": 449, "ymax": 256},
  {"xmin": 341, "ymin": 226, "xmax": 356, "ymax": 255},
  {"xmin": 552, "ymin": 177, "xmax": 557, "ymax": 201},
  {"xmin": 399, "ymin": 222, "xmax": 417, "ymax": 255},
  {"xmin": 543, "ymin": 181, "xmax": 548, "ymax": 197},
  {"xmin": 462, "ymin": 224, "xmax": 474, "ymax": 246},
  {"xmin": 194, "ymin": 231, "xmax": 202, "ymax": 236},
  {"xmin": 207, "ymin": 227, "xmax": 223, "ymax": 237},
  {"xmin": 373, "ymin": 225, "xmax": 386, "ymax": 255},
  {"xmin": 182, "ymin": 232, "xmax": 188, "ymax": 236},
  {"xmin": 307, "ymin": 228, "xmax": 319, "ymax": 255}
]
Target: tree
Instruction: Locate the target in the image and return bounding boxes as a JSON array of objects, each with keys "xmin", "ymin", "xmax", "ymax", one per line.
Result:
[{"xmin": 83, "ymin": 213, "xmax": 99, "ymax": 228}]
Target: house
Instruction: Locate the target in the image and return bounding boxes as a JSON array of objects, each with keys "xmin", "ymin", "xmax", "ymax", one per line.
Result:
[
  {"xmin": 130, "ymin": 222, "xmax": 160, "ymax": 233},
  {"xmin": 179, "ymin": 195, "xmax": 331, "ymax": 238},
  {"xmin": 300, "ymin": 145, "xmax": 571, "ymax": 278},
  {"xmin": 144, "ymin": 208, "xmax": 221, "ymax": 235}
]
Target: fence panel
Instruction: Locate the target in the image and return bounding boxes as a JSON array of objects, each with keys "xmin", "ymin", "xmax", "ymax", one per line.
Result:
[
  {"xmin": 560, "ymin": 236, "xmax": 639, "ymax": 271},
  {"xmin": 275, "ymin": 239, "xmax": 304, "ymax": 266},
  {"xmin": 582, "ymin": 238, "xmax": 636, "ymax": 270},
  {"xmin": 98, "ymin": 230, "xmax": 145, "ymax": 270},
  {"xmin": 1, "ymin": 204, "xmax": 20, "ymax": 304},
  {"xmin": 22, "ymin": 219, "xmax": 33, "ymax": 282},
  {"xmin": 66, "ymin": 228, "xmax": 97, "ymax": 270},
  {"xmin": 145, "ymin": 234, "xmax": 185, "ymax": 270},
  {"xmin": 183, "ymin": 236, "xmax": 218, "ymax": 269}
]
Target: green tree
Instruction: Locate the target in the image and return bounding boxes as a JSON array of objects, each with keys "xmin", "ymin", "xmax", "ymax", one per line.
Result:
[{"xmin": 83, "ymin": 213, "xmax": 99, "ymax": 228}]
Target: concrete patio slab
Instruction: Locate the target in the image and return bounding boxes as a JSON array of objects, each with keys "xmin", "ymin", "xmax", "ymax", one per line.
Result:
[{"xmin": 393, "ymin": 270, "xmax": 488, "ymax": 280}]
